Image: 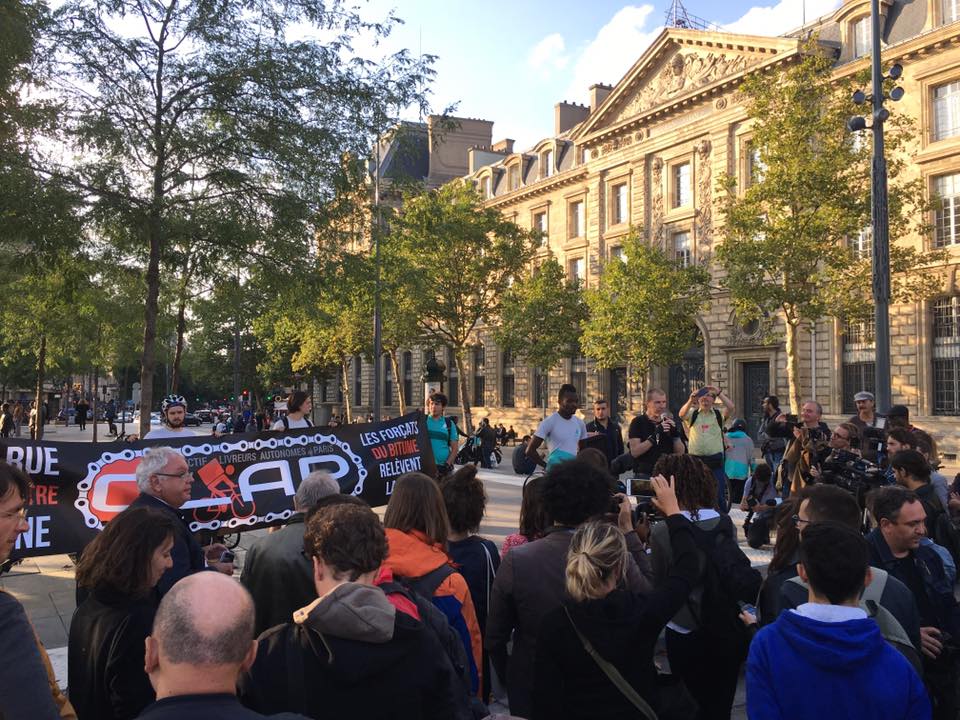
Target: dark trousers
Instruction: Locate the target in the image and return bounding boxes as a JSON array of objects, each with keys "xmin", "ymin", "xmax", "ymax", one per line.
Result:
[{"xmin": 666, "ymin": 628, "xmax": 744, "ymax": 720}]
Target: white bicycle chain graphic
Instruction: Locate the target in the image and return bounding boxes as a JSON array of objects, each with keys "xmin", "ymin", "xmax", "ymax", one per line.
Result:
[{"xmin": 74, "ymin": 433, "xmax": 367, "ymax": 532}]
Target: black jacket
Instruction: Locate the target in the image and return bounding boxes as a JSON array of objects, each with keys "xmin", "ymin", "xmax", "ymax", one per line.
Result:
[
  {"xmin": 240, "ymin": 514, "xmax": 315, "ymax": 635},
  {"xmin": 486, "ymin": 526, "xmax": 654, "ymax": 719},
  {"xmin": 136, "ymin": 693, "xmax": 306, "ymax": 720},
  {"xmin": 585, "ymin": 419, "xmax": 625, "ymax": 464},
  {"xmin": 129, "ymin": 493, "xmax": 207, "ymax": 596},
  {"xmin": 68, "ymin": 588, "xmax": 157, "ymax": 720},
  {"xmin": 532, "ymin": 516, "xmax": 699, "ymax": 720},
  {"xmin": 866, "ymin": 528, "xmax": 960, "ymax": 639},
  {"xmin": 239, "ymin": 583, "xmax": 456, "ymax": 719}
]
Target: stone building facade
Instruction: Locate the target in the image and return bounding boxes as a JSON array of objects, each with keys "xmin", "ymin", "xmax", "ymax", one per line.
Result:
[{"xmin": 321, "ymin": 0, "xmax": 960, "ymax": 456}]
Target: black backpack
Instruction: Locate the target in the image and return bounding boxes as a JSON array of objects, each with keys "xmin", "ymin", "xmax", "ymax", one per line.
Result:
[
  {"xmin": 686, "ymin": 515, "xmax": 762, "ymax": 652},
  {"xmin": 280, "ymin": 415, "xmax": 313, "ymax": 430},
  {"xmin": 378, "ymin": 565, "xmax": 478, "ymax": 720}
]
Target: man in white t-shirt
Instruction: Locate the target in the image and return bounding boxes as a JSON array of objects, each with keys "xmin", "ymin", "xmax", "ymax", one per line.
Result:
[
  {"xmin": 526, "ymin": 383, "xmax": 588, "ymax": 470},
  {"xmin": 143, "ymin": 395, "xmax": 198, "ymax": 440},
  {"xmin": 270, "ymin": 390, "xmax": 313, "ymax": 431}
]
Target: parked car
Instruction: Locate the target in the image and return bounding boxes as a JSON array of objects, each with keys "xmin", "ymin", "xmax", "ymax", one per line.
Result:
[
  {"xmin": 196, "ymin": 409, "xmax": 213, "ymax": 423},
  {"xmin": 184, "ymin": 412, "xmax": 201, "ymax": 426}
]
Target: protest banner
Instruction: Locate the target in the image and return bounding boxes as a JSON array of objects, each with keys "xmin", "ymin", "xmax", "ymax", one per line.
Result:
[{"xmin": 5, "ymin": 411, "xmax": 436, "ymax": 560}]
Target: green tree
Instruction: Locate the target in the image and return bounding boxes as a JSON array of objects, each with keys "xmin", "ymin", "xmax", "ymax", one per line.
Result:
[
  {"xmin": 718, "ymin": 43, "xmax": 944, "ymax": 412},
  {"xmin": 42, "ymin": 0, "xmax": 435, "ymax": 434},
  {"xmin": 495, "ymin": 257, "xmax": 587, "ymax": 412},
  {"xmin": 581, "ymin": 232, "xmax": 711, "ymax": 392},
  {"xmin": 392, "ymin": 182, "xmax": 536, "ymax": 432}
]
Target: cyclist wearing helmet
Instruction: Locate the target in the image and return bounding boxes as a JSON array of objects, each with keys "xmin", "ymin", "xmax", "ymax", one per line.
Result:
[{"xmin": 144, "ymin": 395, "xmax": 198, "ymax": 440}]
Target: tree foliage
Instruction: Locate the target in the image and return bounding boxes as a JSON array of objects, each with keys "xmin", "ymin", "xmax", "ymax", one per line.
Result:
[
  {"xmin": 495, "ymin": 256, "xmax": 587, "ymax": 376},
  {"xmin": 391, "ymin": 182, "xmax": 536, "ymax": 431},
  {"xmin": 581, "ymin": 232, "xmax": 710, "ymax": 389},
  {"xmin": 717, "ymin": 41, "xmax": 945, "ymax": 411},
  {"xmin": 38, "ymin": 0, "xmax": 436, "ymax": 433}
]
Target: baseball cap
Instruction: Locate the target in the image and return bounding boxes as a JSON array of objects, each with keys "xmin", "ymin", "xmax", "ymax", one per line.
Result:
[
  {"xmin": 886, "ymin": 404, "xmax": 909, "ymax": 418},
  {"xmin": 853, "ymin": 391, "xmax": 875, "ymax": 402}
]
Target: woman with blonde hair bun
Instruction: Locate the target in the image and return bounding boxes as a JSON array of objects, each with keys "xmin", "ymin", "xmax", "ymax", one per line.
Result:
[{"xmin": 532, "ymin": 475, "xmax": 701, "ymax": 720}]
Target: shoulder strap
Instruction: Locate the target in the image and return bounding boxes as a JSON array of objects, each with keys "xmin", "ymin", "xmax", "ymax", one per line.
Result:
[
  {"xmin": 281, "ymin": 415, "xmax": 289, "ymax": 430},
  {"xmin": 410, "ymin": 563, "xmax": 456, "ymax": 598},
  {"xmin": 861, "ymin": 567, "xmax": 888, "ymax": 606},
  {"xmin": 564, "ymin": 607, "xmax": 658, "ymax": 720},
  {"xmin": 444, "ymin": 416, "xmax": 454, "ymax": 442},
  {"xmin": 305, "ymin": 417, "xmax": 312, "ymax": 426},
  {"xmin": 714, "ymin": 408, "xmax": 724, "ymax": 430},
  {"xmin": 691, "ymin": 408, "xmax": 699, "ymax": 424},
  {"xmin": 480, "ymin": 541, "xmax": 495, "ymax": 612}
]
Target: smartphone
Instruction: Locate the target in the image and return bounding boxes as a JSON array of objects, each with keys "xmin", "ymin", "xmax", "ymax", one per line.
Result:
[
  {"xmin": 738, "ymin": 601, "xmax": 757, "ymax": 616},
  {"xmin": 695, "ymin": 387, "xmax": 710, "ymax": 398},
  {"xmin": 218, "ymin": 550, "xmax": 235, "ymax": 564}
]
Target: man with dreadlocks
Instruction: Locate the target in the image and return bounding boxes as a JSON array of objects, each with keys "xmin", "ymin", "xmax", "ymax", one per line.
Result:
[{"xmin": 648, "ymin": 454, "xmax": 761, "ymax": 720}]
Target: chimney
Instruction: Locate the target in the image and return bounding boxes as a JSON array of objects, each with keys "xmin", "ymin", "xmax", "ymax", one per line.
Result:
[
  {"xmin": 555, "ymin": 102, "xmax": 590, "ymax": 135},
  {"xmin": 492, "ymin": 138, "xmax": 514, "ymax": 154},
  {"xmin": 589, "ymin": 83, "xmax": 613, "ymax": 113}
]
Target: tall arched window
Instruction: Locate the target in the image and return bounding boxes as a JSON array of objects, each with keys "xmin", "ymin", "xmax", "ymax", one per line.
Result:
[
  {"xmin": 502, "ymin": 350, "xmax": 515, "ymax": 407},
  {"xmin": 473, "ymin": 344, "xmax": 486, "ymax": 406},
  {"xmin": 402, "ymin": 351, "xmax": 413, "ymax": 408}
]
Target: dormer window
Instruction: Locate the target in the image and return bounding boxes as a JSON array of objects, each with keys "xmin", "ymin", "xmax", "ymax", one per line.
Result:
[
  {"xmin": 853, "ymin": 16, "xmax": 871, "ymax": 58},
  {"xmin": 481, "ymin": 176, "xmax": 491, "ymax": 199},
  {"xmin": 508, "ymin": 164, "xmax": 520, "ymax": 192},
  {"xmin": 541, "ymin": 149, "xmax": 553, "ymax": 179}
]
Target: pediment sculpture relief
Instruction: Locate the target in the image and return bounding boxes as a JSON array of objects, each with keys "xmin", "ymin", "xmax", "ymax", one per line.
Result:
[{"xmin": 613, "ymin": 50, "xmax": 759, "ymax": 124}]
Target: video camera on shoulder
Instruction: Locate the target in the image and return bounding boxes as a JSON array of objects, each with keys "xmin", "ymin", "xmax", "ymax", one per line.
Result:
[{"xmin": 818, "ymin": 450, "xmax": 882, "ymax": 507}]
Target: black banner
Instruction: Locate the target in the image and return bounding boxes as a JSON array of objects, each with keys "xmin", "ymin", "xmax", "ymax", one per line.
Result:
[{"xmin": 7, "ymin": 411, "xmax": 435, "ymax": 560}]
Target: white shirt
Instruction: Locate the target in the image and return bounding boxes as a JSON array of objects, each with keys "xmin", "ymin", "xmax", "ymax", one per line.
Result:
[
  {"xmin": 535, "ymin": 412, "xmax": 587, "ymax": 462},
  {"xmin": 790, "ymin": 603, "xmax": 867, "ymax": 623},
  {"xmin": 270, "ymin": 416, "xmax": 311, "ymax": 431},
  {"xmin": 143, "ymin": 426, "xmax": 197, "ymax": 440}
]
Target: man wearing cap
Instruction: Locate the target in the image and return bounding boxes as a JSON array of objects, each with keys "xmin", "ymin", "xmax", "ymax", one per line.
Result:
[{"xmin": 848, "ymin": 391, "xmax": 886, "ymax": 464}]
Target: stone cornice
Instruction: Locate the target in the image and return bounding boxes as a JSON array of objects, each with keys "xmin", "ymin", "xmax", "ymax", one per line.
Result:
[{"xmin": 484, "ymin": 167, "xmax": 589, "ymax": 208}]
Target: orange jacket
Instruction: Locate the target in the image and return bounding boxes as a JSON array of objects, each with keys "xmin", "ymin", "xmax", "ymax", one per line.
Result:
[{"xmin": 384, "ymin": 528, "xmax": 483, "ymax": 695}]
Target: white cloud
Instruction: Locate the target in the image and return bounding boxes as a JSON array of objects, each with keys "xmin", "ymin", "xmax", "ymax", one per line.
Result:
[
  {"xmin": 562, "ymin": 5, "xmax": 662, "ymax": 104},
  {"xmin": 528, "ymin": 33, "xmax": 570, "ymax": 78},
  {"xmin": 722, "ymin": 0, "xmax": 842, "ymax": 36}
]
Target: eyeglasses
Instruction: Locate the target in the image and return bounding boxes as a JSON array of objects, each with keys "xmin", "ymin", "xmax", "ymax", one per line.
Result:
[
  {"xmin": 154, "ymin": 471, "xmax": 193, "ymax": 481},
  {"xmin": 792, "ymin": 514, "xmax": 810, "ymax": 528},
  {"xmin": 0, "ymin": 507, "xmax": 27, "ymax": 521}
]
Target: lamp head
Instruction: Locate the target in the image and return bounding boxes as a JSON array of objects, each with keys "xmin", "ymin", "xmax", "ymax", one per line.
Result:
[
  {"xmin": 847, "ymin": 116, "xmax": 868, "ymax": 132},
  {"xmin": 887, "ymin": 63, "xmax": 903, "ymax": 80},
  {"xmin": 852, "ymin": 89, "xmax": 867, "ymax": 105},
  {"xmin": 889, "ymin": 86, "xmax": 905, "ymax": 102}
]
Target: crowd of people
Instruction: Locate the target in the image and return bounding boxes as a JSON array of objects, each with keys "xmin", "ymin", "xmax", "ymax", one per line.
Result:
[{"xmin": 3, "ymin": 382, "xmax": 960, "ymax": 719}]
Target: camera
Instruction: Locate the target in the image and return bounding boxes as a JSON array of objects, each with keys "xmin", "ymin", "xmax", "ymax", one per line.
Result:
[{"xmin": 818, "ymin": 450, "xmax": 883, "ymax": 507}]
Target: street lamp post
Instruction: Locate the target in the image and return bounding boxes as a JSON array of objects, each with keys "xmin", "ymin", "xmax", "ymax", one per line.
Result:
[
  {"xmin": 847, "ymin": 0, "xmax": 905, "ymax": 414},
  {"xmin": 372, "ymin": 135, "xmax": 383, "ymax": 423}
]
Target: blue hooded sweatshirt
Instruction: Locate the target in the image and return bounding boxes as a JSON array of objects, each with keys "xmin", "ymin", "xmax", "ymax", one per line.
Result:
[{"xmin": 747, "ymin": 608, "xmax": 930, "ymax": 720}]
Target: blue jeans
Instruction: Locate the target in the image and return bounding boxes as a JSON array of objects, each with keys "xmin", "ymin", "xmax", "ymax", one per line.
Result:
[{"xmin": 695, "ymin": 453, "xmax": 728, "ymax": 512}]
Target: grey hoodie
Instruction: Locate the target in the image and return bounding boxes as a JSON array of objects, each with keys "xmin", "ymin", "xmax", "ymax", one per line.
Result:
[{"xmin": 293, "ymin": 582, "xmax": 396, "ymax": 648}]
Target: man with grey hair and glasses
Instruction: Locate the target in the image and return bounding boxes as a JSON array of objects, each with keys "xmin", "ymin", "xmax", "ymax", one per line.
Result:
[
  {"xmin": 241, "ymin": 471, "xmax": 339, "ymax": 633},
  {"xmin": 129, "ymin": 446, "xmax": 233, "ymax": 595}
]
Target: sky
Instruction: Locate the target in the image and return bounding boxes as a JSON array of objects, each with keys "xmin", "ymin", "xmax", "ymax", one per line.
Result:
[{"xmin": 355, "ymin": 0, "xmax": 844, "ymax": 150}]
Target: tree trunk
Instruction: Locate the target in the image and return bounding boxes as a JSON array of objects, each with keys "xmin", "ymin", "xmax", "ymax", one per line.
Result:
[
  {"xmin": 139, "ymin": 211, "xmax": 162, "ymax": 437},
  {"xmin": 389, "ymin": 350, "xmax": 405, "ymax": 415},
  {"xmin": 92, "ymin": 365, "xmax": 99, "ymax": 443},
  {"xmin": 454, "ymin": 349, "xmax": 473, "ymax": 434},
  {"xmin": 784, "ymin": 317, "xmax": 802, "ymax": 414},
  {"xmin": 170, "ymin": 265, "xmax": 191, "ymax": 393},
  {"xmin": 34, "ymin": 334, "xmax": 46, "ymax": 441},
  {"xmin": 340, "ymin": 361, "xmax": 352, "ymax": 424}
]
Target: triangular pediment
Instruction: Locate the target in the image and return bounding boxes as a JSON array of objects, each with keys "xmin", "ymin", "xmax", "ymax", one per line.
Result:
[{"xmin": 574, "ymin": 29, "xmax": 804, "ymax": 140}]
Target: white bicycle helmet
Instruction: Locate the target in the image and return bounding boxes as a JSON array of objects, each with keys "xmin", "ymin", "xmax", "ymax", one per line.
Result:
[{"xmin": 160, "ymin": 394, "xmax": 187, "ymax": 413}]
